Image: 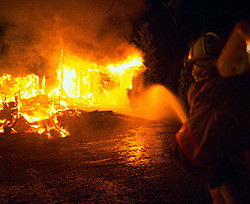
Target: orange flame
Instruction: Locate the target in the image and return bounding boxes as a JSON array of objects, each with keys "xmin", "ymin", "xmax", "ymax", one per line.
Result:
[{"xmin": 0, "ymin": 50, "xmax": 145, "ymax": 137}]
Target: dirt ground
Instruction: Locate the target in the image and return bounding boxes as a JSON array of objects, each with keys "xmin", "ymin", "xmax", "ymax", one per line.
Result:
[{"xmin": 0, "ymin": 112, "xmax": 211, "ymax": 203}]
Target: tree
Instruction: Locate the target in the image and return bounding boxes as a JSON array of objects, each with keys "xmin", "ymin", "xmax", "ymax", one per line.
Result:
[{"xmin": 133, "ymin": 23, "xmax": 159, "ymax": 86}]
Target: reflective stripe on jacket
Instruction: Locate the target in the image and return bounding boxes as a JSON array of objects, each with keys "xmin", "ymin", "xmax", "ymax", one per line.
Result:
[{"xmin": 176, "ymin": 124, "xmax": 210, "ymax": 168}]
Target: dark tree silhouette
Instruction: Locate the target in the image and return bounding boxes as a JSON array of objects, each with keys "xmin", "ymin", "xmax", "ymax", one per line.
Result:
[{"xmin": 133, "ymin": 23, "xmax": 159, "ymax": 86}]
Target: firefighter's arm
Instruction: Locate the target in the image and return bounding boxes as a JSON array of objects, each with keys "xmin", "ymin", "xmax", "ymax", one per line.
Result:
[
  {"xmin": 171, "ymin": 108, "xmax": 226, "ymax": 172},
  {"xmin": 170, "ymin": 137, "xmax": 203, "ymax": 173},
  {"xmin": 217, "ymin": 21, "xmax": 250, "ymax": 77}
]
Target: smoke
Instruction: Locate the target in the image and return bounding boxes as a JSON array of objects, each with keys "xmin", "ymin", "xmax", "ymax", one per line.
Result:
[{"xmin": 0, "ymin": 0, "xmax": 148, "ymax": 78}]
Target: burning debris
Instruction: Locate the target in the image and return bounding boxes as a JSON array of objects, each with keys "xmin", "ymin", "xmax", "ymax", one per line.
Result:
[
  {"xmin": 0, "ymin": 51, "xmax": 146, "ymax": 137},
  {"xmin": 0, "ymin": 1, "xmax": 151, "ymax": 137}
]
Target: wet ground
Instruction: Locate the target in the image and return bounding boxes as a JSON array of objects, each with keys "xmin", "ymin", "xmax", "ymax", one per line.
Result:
[{"xmin": 0, "ymin": 111, "xmax": 211, "ymax": 203}]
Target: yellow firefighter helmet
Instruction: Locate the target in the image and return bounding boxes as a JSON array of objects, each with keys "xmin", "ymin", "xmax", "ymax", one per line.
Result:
[{"xmin": 184, "ymin": 32, "xmax": 223, "ymax": 79}]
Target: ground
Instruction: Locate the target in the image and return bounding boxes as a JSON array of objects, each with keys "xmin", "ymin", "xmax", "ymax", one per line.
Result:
[{"xmin": 0, "ymin": 111, "xmax": 211, "ymax": 203}]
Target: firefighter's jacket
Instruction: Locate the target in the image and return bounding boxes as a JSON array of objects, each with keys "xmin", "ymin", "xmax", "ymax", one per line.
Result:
[{"xmin": 173, "ymin": 71, "xmax": 250, "ymax": 189}]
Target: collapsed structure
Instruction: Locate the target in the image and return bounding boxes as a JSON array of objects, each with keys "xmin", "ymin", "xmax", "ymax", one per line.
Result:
[{"xmin": 0, "ymin": 50, "xmax": 146, "ymax": 137}]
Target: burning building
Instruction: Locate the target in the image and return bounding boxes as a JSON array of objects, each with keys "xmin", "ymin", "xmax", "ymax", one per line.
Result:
[
  {"xmin": 0, "ymin": 0, "xmax": 148, "ymax": 137},
  {"xmin": 0, "ymin": 49, "xmax": 146, "ymax": 136}
]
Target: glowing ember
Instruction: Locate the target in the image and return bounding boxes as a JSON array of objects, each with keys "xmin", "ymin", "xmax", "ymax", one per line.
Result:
[{"xmin": 0, "ymin": 50, "xmax": 145, "ymax": 137}]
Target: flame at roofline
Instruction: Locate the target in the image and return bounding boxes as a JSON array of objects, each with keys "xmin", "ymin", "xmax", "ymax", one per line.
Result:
[{"xmin": 0, "ymin": 50, "xmax": 146, "ymax": 137}]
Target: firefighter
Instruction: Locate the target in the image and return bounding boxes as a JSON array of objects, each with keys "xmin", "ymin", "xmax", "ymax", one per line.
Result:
[{"xmin": 171, "ymin": 23, "xmax": 250, "ymax": 204}]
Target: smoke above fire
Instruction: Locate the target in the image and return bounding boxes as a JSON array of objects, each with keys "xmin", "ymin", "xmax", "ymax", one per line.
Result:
[{"xmin": 0, "ymin": 0, "xmax": 148, "ymax": 79}]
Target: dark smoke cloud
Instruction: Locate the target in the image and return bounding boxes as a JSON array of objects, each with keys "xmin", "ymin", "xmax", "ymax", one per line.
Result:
[{"xmin": 0, "ymin": 0, "xmax": 148, "ymax": 79}]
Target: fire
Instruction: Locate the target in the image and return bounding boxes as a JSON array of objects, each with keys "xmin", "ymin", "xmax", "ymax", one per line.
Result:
[
  {"xmin": 48, "ymin": 50, "xmax": 145, "ymax": 111},
  {"xmin": 0, "ymin": 50, "xmax": 145, "ymax": 137}
]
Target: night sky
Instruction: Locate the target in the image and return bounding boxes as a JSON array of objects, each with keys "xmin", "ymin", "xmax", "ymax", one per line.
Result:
[{"xmin": 142, "ymin": 0, "xmax": 250, "ymax": 91}]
